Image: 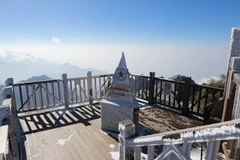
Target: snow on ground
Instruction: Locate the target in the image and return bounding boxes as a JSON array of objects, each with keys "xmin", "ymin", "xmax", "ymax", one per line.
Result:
[
  {"xmin": 190, "ymin": 147, "xmax": 205, "ymax": 160},
  {"xmin": 100, "ymin": 129, "xmax": 119, "ymax": 139},
  {"xmin": 56, "ymin": 135, "xmax": 73, "ymax": 146},
  {"xmin": 109, "ymin": 144, "xmax": 116, "ymax": 149},
  {"xmin": 109, "ymin": 151, "xmax": 119, "ymax": 160},
  {"xmin": 109, "ymin": 151, "xmax": 148, "ymax": 160}
]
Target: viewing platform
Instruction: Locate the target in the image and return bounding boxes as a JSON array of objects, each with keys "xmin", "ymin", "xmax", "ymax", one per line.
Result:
[
  {"xmin": 17, "ymin": 102, "xmax": 203, "ymax": 160},
  {"xmin": 0, "ymin": 71, "xmax": 232, "ymax": 160},
  {"xmin": 3, "ymin": 27, "xmax": 240, "ymax": 160}
]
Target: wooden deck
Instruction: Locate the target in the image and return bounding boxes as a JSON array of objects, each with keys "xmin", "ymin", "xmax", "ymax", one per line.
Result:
[
  {"xmin": 17, "ymin": 103, "xmax": 203, "ymax": 160},
  {"xmin": 18, "ymin": 104, "xmax": 119, "ymax": 160}
]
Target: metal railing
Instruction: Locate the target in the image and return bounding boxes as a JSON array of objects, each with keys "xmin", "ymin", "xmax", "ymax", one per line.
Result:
[
  {"xmin": 13, "ymin": 72, "xmax": 112, "ymax": 113},
  {"xmin": 11, "ymin": 72, "xmax": 224, "ymax": 122},
  {"xmin": 14, "ymin": 79, "xmax": 64, "ymax": 112},
  {"xmin": 119, "ymin": 118, "xmax": 240, "ymax": 160}
]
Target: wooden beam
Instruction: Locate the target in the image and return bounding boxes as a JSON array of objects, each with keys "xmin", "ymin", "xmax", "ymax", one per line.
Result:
[{"xmin": 222, "ymin": 142, "xmax": 233, "ymax": 160}]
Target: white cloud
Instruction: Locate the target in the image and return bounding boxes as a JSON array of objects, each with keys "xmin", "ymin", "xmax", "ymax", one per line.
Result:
[
  {"xmin": 0, "ymin": 49, "xmax": 40, "ymax": 62},
  {"xmin": 51, "ymin": 37, "xmax": 61, "ymax": 44},
  {"xmin": 0, "ymin": 44, "xmax": 229, "ymax": 82},
  {"xmin": 196, "ymin": 76, "xmax": 220, "ymax": 85}
]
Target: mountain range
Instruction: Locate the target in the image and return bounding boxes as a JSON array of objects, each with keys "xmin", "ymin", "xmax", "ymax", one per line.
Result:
[
  {"xmin": 0, "ymin": 59, "xmax": 107, "ymax": 84},
  {"xmin": 0, "ymin": 59, "xmax": 107, "ymax": 105}
]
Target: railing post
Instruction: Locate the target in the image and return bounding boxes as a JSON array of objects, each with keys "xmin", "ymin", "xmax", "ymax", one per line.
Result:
[
  {"xmin": 148, "ymin": 72, "xmax": 155, "ymax": 105},
  {"xmin": 182, "ymin": 142, "xmax": 192, "ymax": 159},
  {"xmin": 1, "ymin": 78, "xmax": 14, "ymax": 101},
  {"xmin": 206, "ymin": 141, "xmax": 219, "ymax": 160},
  {"xmin": 119, "ymin": 120, "xmax": 135, "ymax": 160},
  {"xmin": 182, "ymin": 77, "xmax": 191, "ymax": 116},
  {"xmin": 147, "ymin": 146, "xmax": 154, "ymax": 160},
  {"xmin": 62, "ymin": 73, "xmax": 69, "ymax": 109},
  {"xmin": 87, "ymin": 71, "xmax": 93, "ymax": 106}
]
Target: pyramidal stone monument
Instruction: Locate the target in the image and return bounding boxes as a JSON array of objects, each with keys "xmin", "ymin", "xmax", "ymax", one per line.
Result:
[{"xmin": 101, "ymin": 53, "xmax": 139, "ymax": 133}]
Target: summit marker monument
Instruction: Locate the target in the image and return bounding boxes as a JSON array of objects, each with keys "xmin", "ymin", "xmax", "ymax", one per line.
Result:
[{"xmin": 100, "ymin": 53, "xmax": 139, "ymax": 133}]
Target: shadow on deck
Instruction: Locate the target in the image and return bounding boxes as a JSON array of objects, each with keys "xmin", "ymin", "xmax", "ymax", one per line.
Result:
[
  {"xmin": 18, "ymin": 104, "xmax": 101, "ymax": 135},
  {"xmin": 18, "ymin": 104, "xmax": 121, "ymax": 160}
]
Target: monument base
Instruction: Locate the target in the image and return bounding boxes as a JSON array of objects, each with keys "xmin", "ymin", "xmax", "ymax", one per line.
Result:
[{"xmin": 100, "ymin": 100, "xmax": 139, "ymax": 134}]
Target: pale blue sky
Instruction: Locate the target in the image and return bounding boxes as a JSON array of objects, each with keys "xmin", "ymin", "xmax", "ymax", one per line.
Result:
[
  {"xmin": 0, "ymin": 0, "xmax": 239, "ymax": 82},
  {"xmin": 1, "ymin": 0, "xmax": 239, "ymax": 45}
]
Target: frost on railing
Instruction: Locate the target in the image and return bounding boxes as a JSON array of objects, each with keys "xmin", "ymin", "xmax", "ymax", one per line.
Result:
[
  {"xmin": 181, "ymin": 125, "xmax": 240, "ymax": 141},
  {"xmin": 119, "ymin": 119, "xmax": 240, "ymax": 160}
]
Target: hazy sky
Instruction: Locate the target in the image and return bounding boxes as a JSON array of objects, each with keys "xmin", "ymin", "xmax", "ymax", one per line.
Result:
[{"xmin": 0, "ymin": 0, "xmax": 240, "ymax": 83}]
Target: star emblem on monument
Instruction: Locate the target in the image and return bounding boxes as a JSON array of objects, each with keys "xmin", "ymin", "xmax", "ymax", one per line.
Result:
[{"xmin": 115, "ymin": 68, "xmax": 126, "ymax": 81}]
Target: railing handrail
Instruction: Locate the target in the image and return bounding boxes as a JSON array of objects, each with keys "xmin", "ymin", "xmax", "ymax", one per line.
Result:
[
  {"xmin": 14, "ymin": 79, "xmax": 61, "ymax": 86},
  {"xmin": 190, "ymin": 83, "xmax": 224, "ymax": 91},
  {"xmin": 154, "ymin": 77, "xmax": 185, "ymax": 84},
  {"xmin": 67, "ymin": 77, "xmax": 87, "ymax": 81},
  {"xmin": 127, "ymin": 118, "xmax": 240, "ymax": 147},
  {"xmin": 13, "ymin": 74, "xmax": 114, "ymax": 86},
  {"xmin": 131, "ymin": 74, "xmax": 150, "ymax": 79}
]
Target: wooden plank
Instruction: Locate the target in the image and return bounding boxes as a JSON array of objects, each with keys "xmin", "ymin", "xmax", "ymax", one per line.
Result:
[
  {"xmin": 76, "ymin": 120, "xmax": 113, "ymax": 156},
  {"xmin": 74, "ymin": 123, "xmax": 108, "ymax": 159},
  {"xmin": 56, "ymin": 127, "xmax": 81, "ymax": 160},
  {"xmin": 19, "ymin": 105, "xmax": 120, "ymax": 160},
  {"xmin": 42, "ymin": 130, "xmax": 64, "ymax": 160},
  {"xmin": 68, "ymin": 126, "xmax": 97, "ymax": 160},
  {"xmin": 88, "ymin": 119, "xmax": 119, "ymax": 150},
  {"xmin": 53, "ymin": 110, "xmax": 99, "ymax": 159},
  {"xmin": 62, "ymin": 125, "xmax": 89, "ymax": 160},
  {"xmin": 47, "ymin": 112, "xmax": 74, "ymax": 160}
]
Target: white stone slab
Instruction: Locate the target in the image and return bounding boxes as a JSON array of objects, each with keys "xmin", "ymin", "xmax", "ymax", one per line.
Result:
[
  {"xmin": 101, "ymin": 100, "xmax": 139, "ymax": 133},
  {"xmin": 101, "ymin": 53, "xmax": 140, "ymax": 133}
]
